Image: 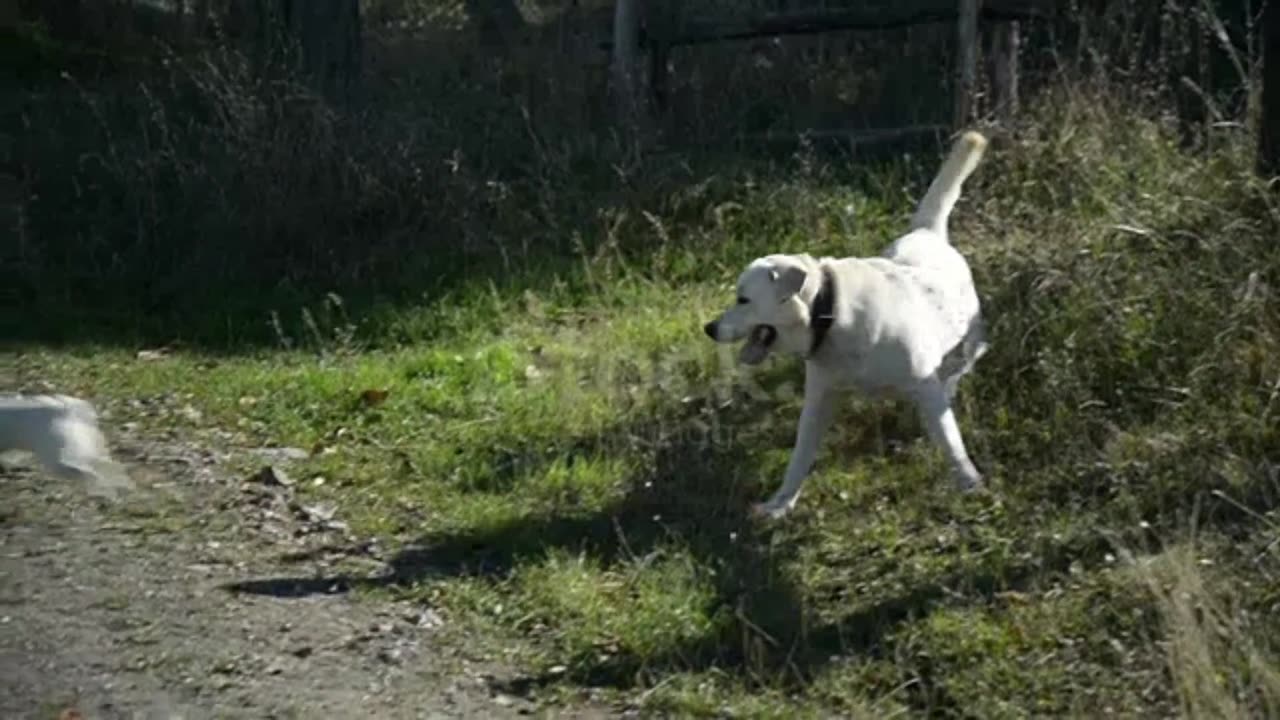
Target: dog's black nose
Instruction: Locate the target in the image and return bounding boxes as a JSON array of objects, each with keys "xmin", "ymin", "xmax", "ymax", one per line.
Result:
[{"xmin": 703, "ymin": 321, "xmax": 718, "ymax": 339}]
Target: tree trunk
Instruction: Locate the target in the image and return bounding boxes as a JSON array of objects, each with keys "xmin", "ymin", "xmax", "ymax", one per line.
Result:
[{"xmin": 1260, "ymin": 0, "xmax": 1280, "ymax": 176}]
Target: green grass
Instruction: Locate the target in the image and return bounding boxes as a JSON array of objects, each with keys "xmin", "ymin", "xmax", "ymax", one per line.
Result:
[{"xmin": 8, "ymin": 93, "xmax": 1280, "ymax": 718}]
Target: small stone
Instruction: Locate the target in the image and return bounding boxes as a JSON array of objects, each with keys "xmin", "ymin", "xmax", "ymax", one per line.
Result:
[
  {"xmin": 249, "ymin": 446, "xmax": 310, "ymax": 462},
  {"xmin": 301, "ymin": 503, "xmax": 337, "ymax": 522},
  {"xmin": 251, "ymin": 466, "xmax": 293, "ymax": 488},
  {"xmin": 413, "ymin": 609, "xmax": 444, "ymax": 629}
]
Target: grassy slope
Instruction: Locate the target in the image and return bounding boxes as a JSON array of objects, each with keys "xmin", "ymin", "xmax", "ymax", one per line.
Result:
[{"xmin": 9, "ymin": 93, "xmax": 1280, "ymax": 718}]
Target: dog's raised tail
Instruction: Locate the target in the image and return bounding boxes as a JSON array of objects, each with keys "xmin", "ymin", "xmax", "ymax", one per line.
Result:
[{"xmin": 909, "ymin": 130, "xmax": 988, "ymax": 236}]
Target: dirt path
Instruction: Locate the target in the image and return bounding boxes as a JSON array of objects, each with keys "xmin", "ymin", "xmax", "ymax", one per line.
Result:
[{"xmin": 1, "ymin": 425, "xmax": 600, "ymax": 719}]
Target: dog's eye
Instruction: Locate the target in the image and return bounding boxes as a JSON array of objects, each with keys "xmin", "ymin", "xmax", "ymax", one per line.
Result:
[{"xmin": 736, "ymin": 296, "xmax": 750, "ymax": 305}]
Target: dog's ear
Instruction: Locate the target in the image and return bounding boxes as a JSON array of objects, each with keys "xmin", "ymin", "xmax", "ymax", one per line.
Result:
[{"xmin": 770, "ymin": 264, "xmax": 809, "ymax": 299}]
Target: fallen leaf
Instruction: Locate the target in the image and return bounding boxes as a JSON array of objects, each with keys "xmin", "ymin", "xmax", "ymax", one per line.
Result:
[
  {"xmin": 995, "ymin": 590, "xmax": 1030, "ymax": 604},
  {"xmin": 360, "ymin": 388, "xmax": 390, "ymax": 407}
]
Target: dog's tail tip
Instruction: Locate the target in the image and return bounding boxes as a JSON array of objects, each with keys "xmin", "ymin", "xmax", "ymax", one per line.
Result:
[
  {"xmin": 909, "ymin": 130, "xmax": 989, "ymax": 233},
  {"xmin": 956, "ymin": 130, "xmax": 988, "ymax": 156}
]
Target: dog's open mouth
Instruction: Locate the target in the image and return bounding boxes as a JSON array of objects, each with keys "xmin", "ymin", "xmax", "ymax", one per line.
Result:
[{"xmin": 739, "ymin": 325, "xmax": 777, "ymax": 365}]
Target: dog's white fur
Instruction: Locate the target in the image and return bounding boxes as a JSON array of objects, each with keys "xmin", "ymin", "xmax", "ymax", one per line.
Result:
[
  {"xmin": 0, "ymin": 394, "xmax": 133, "ymax": 497},
  {"xmin": 704, "ymin": 131, "xmax": 991, "ymax": 518}
]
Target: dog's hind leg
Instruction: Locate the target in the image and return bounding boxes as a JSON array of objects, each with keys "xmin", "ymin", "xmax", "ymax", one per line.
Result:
[
  {"xmin": 940, "ymin": 314, "xmax": 989, "ymax": 401},
  {"xmin": 753, "ymin": 371, "xmax": 837, "ymax": 519},
  {"xmin": 912, "ymin": 378, "xmax": 983, "ymax": 491}
]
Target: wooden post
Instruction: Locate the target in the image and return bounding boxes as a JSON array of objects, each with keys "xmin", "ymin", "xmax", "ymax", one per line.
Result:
[
  {"xmin": 650, "ymin": 40, "xmax": 670, "ymax": 112},
  {"xmin": 245, "ymin": 0, "xmax": 363, "ymax": 105},
  {"xmin": 646, "ymin": 0, "xmax": 677, "ymax": 115},
  {"xmin": 1261, "ymin": 0, "xmax": 1280, "ymax": 176},
  {"xmin": 989, "ymin": 20, "xmax": 1019, "ymax": 124},
  {"xmin": 611, "ymin": 0, "xmax": 643, "ymax": 133},
  {"xmin": 186, "ymin": 0, "xmax": 212, "ymax": 45},
  {"xmin": 954, "ymin": 0, "xmax": 981, "ymax": 129}
]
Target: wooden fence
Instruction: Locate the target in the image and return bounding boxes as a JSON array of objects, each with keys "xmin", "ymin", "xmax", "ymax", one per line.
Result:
[{"xmin": 609, "ymin": 0, "xmax": 1051, "ymax": 142}]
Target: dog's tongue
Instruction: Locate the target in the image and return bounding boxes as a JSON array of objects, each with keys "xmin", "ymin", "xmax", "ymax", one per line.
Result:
[{"xmin": 738, "ymin": 326, "xmax": 776, "ymax": 365}]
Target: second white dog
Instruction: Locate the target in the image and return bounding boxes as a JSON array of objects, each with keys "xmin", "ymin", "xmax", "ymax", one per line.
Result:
[
  {"xmin": 703, "ymin": 131, "xmax": 991, "ymax": 518},
  {"xmin": 0, "ymin": 393, "xmax": 133, "ymax": 497}
]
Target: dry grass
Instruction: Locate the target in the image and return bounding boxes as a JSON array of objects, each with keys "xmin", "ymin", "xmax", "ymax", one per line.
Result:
[
  {"xmin": 6, "ymin": 2, "xmax": 1280, "ymax": 716},
  {"xmin": 1129, "ymin": 541, "xmax": 1280, "ymax": 720}
]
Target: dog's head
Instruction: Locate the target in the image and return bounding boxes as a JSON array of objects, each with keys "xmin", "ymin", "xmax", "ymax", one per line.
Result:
[{"xmin": 702, "ymin": 254, "xmax": 816, "ymax": 365}]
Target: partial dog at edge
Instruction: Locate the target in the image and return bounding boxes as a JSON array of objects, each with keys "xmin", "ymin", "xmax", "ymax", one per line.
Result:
[
  {"xmin": 0, "ymin": 394, "xmax": 133, "ymax": 498},
  {"xmin": 703, "ymin": 131, "xmax": 991, "ymax": 519}
]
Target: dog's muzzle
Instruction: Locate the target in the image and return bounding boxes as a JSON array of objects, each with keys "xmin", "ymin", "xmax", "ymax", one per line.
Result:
[
  {"xmin": 703, "ymin": 321, "xmax": 719, "ymax": 339},
  {"xmin": 738, "ymin": 325, "xmax": 777, "ymax": 365}
]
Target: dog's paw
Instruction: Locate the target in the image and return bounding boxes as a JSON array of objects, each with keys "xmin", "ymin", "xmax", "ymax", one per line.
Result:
[
  {"xmin": 85, "ymin": 459, "xmax": 135, "ymax": 499},
  {"xmin": 750, "ymin": 500, "xmax": 794, "ymax": 520}
]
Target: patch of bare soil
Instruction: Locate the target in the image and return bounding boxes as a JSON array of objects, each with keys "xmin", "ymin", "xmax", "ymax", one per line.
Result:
[{"xmin": 0, "ymin": 427, "xmax": 612, "ymax": 719}]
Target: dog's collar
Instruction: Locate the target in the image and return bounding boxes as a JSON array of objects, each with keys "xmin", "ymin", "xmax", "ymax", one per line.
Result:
[{"xmin": 808, "ymin": 267, "xmax": 836, "ymax": 357}]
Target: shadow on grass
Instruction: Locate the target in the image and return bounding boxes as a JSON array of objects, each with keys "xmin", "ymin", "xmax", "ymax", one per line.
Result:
[
  {"xmin": 223, "ymin": 391, "xmax": 1104, "ymax": 705},
  {"xmin": 4, "ymin": 45, "xmax": 954, "ymax": 356}
]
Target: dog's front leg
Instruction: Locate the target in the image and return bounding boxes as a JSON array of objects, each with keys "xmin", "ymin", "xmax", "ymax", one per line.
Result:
[
  {"xmin": 753, "ymin": 372, "xmax": 836, "ymax": 519},
  {"xmin": 912, "ymin": 378, "xmax": 983, "ymax": 491}
]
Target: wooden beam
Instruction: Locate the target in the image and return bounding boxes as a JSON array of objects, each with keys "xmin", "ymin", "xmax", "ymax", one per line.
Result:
[
  {"xmin": 635, "ymin": 1, "xmax": 1047, "ymax": 49},
  {"xmin": 954, "ymin": 0, "xmax": 981, "ymax": 129},
  {"xmin": 736, "ymin": 124, "xmax": 950, "ymax": 146}
]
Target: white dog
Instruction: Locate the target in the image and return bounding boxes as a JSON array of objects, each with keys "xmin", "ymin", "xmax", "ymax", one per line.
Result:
[
  {"xmin": 703, "ymin": 131, "xmax": 991, "ymax": 519},
  {"xmin": 0, "ymin": 394, "xmax": 133, "ymax": 497}
]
